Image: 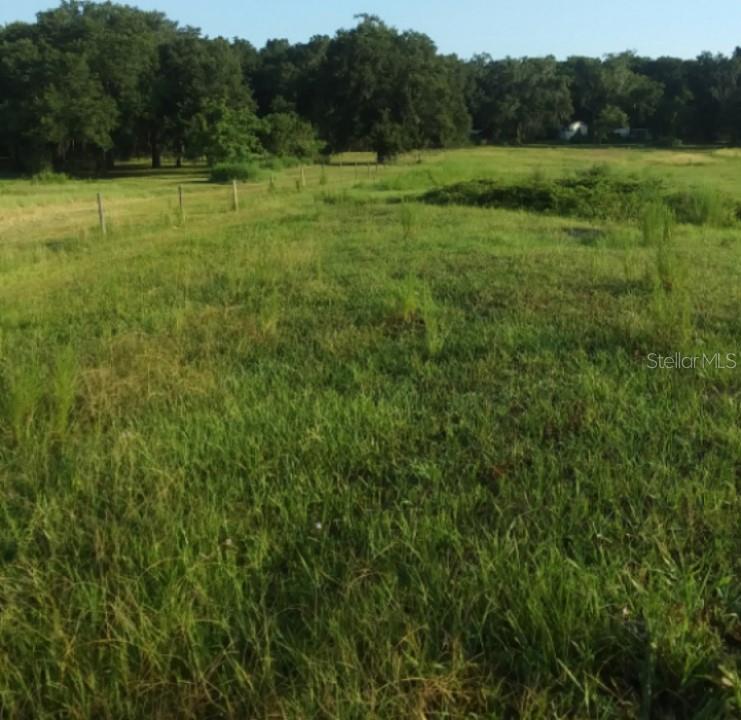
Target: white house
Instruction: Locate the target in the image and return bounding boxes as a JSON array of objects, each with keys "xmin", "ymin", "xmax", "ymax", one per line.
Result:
[{"xmin": 560, "ymin": 121, "xmax": 589, "ymax": 141}]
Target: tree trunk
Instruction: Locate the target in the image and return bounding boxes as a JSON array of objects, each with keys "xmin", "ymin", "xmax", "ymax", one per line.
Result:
[{"xmin": 152, "ymin": 143, "xmax": 161, "ymax": 169}]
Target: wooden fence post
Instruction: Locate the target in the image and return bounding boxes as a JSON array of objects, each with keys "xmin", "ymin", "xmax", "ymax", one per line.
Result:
[
  {"xmin": 178, "ymin": 185, "xmax": 184, "ymax": 222},
  {"xmin": 97, "ymin": 192, "xmax": 107, "ymax": 236},
  {"xmin": 232, "ymin": 180, "xmax": 239, "ymax": 211}
]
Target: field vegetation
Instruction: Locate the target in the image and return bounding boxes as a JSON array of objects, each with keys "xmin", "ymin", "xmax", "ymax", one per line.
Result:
[{"xmin": 1, "ymin": 146, "xmax": 740, "ymax": 718}]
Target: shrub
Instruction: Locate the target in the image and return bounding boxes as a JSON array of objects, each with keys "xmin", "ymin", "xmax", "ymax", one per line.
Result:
[
  {"xmin": 187, "ymin": 102, "xmax": 263, "ymax": 166},
  {"xmin": 258, "ymin": 155, "xmax": 301, "ymax": 171},
  {"xmin": 259, "ymin": 112, "xmax": 324, "ymax": 160},
  {"xmin": 209, "ymin": 162, "xmax": 263, "ymax": 183},
  {"xmin": 30, "ymin": 170, "xmax": 69, "ymax": 185}
]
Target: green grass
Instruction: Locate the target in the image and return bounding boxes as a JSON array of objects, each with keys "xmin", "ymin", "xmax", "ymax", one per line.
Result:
[{"xmin": 1, "ymin": 147, "xmax": 740, "ymax": 718}]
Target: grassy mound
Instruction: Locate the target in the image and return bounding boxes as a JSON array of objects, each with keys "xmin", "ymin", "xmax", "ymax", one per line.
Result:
[{"xmin": 424, "ymin": 166, "xmax": 740, "ymax": 225}]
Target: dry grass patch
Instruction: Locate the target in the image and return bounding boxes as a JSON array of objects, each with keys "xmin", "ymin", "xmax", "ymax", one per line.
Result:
[{"xmin": 80, "ymin": 332, "xmax": 217, "ymax": 420}]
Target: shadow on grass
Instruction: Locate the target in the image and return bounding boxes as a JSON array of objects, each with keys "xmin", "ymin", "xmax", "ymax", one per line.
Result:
[{"xmin": 105, "ymin": 163, "xmax": 210, "ymax": 181}]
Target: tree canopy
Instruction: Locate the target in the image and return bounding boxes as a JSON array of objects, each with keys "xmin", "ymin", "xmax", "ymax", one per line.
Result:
[{"xmin": 2, "ymin": 2, "xmax": 741, "ymax": 172}]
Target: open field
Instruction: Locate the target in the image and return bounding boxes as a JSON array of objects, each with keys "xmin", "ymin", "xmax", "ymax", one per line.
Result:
[{"xmin": 1, "ymin": 147, "xmax": 741, "ymax": 718}]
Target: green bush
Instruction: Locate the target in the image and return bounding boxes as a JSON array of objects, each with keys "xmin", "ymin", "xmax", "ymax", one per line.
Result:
[
  {"xmin": 259, "ymin": 112, "xmax": 324, "ymax": 160},
  {"xmin": 30, "ymin": 170, "xmax": 69, "ymax": 185},
  {"xmin": 209, "ymin": 162, "xmax": 263, "ymax": 183},
  {"xmin": 210, "ymin": 155, "xmax": 306, "ymax": 183},
  {"xmin": 257, "ymin": 155, "xmax": 301, "ymax": 171},
  {"xmin": 188, "ymin": 102, "xmax": 263, "ymax": 166}
]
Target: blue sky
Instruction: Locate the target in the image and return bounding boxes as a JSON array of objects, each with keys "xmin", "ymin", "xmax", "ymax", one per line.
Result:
[{"xmin": 2, "ymin": 0, "xmax": 740, "ymax": 60}]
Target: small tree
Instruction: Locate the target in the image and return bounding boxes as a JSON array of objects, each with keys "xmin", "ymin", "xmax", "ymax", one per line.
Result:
[
  {"xmin": 595, "ymin": 105, "xmax": 629, "ymax": 143},
  {"xmin": 259, "ymin": 112, "xmax": 323, "ymax": 159},
  {"xmin": 186, "ymin": 101, "xmax": 262, "ymax": 164}
]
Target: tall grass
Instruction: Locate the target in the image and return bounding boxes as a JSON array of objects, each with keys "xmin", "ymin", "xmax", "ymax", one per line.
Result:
[
  {"xmin": 400, "ymin": 199, "xmax": 416, "ymax": 240},
  {"xmin": 30, "ymin": 169, "xmax": 70, "ymax": 184},
  {"xmin": 639, "ymin": 202, "xmax": 695, "ymax": 345},
  {"xmin": 0, "ymin": 146, "xmax": 739, "ymax": 718},
  {"xmin": 665, "ymin": 186, "xmax": 739, "ymax": 226}
]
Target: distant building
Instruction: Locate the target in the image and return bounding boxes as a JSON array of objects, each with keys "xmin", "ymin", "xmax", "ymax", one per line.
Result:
[
  {"xmin": 560, "ymin": 121, "xmax": 589, "ymax": 141},
  {"xmin": 613, "ymin": 127, "xmax": 631, "ymax": 139}
]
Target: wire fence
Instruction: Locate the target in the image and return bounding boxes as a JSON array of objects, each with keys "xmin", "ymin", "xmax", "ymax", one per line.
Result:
[{"xmin": 0, "ymin": 162, "xmax": 389, "ymax": 245}]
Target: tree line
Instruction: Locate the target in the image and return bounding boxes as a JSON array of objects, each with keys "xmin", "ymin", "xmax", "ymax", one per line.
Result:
[{"xmin": 2, "ymin": 1, "xmax": 741, "ymax": 173}]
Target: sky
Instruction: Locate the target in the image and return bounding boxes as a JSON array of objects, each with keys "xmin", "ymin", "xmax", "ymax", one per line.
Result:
[{"xmin": 1, "ymin": 0, "xmax": 740, "ymax": 60}]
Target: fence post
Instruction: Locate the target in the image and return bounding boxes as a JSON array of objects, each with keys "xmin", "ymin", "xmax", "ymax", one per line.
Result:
[
  {"xmin": 97, "ymin": 192, "xmax": 107, "ymax": 236},
  {"xmin": 232, "ymin": 180, "xmax": 239, "ymax": 211},
  {"xmin": 178, "ymin": 185, "xmax": 184, "ymax": 222},
  {"xmin": 300, "ymin": 165, "xmax": 306, "ymax": 188}
]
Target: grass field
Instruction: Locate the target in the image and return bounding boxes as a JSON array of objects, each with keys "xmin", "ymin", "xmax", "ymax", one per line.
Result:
[{"xmin": 1, "ymin": 146, "xmax": 740, "ymax": 718}]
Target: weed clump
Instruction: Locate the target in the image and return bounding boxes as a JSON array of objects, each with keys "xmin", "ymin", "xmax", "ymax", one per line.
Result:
[
  {"xmin": 400, "ymin": 200, "xmax": 416, "ymax": 240},
  {"xmin": 639, "ymin": 202, "xmax": 693, "ymax": 343},
  {"xmin": 390, "ymin": 278, "xmax": 450, "ymax": 357},
  {"xmin": 642, "ymin": 203, "xmax": 678, "ymax": 290}
]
